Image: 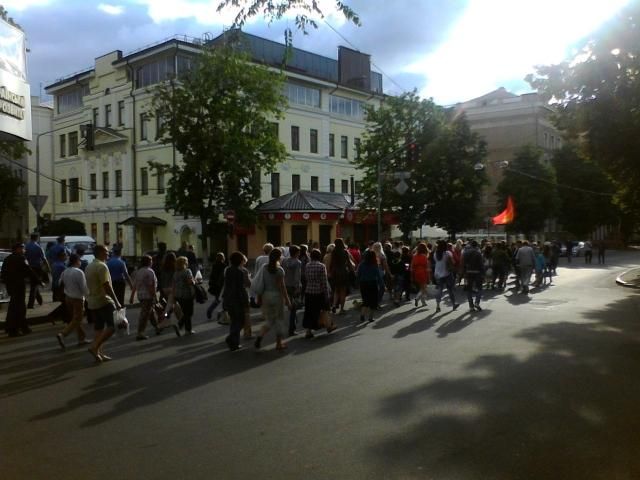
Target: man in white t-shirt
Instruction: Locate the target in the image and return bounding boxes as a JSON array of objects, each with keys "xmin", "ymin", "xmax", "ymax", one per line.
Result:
[{"xmin": 55, "ymin": 253, "xmax": 90, "ymax": 350}]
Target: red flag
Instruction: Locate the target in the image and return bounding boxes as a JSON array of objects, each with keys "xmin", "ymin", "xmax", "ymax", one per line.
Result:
[{"xmin": 492, "ymin": 196, "xmax": 515, "ymax": 225}]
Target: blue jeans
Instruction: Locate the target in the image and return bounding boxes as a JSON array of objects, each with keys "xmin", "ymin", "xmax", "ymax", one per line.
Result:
[{"xmin": 435, "ymin": 274, "xmax": 456, "ymax": 305}]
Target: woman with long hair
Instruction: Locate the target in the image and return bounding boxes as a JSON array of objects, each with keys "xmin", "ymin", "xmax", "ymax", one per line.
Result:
[
  {"xmin": 303, "ymin": 248, "xmax": 336, "ymax": 338},
  {"xmin": 254, "ymin": 248, "xmax": 291, "ymax": 351},
  {"xmin": 371, "ymin": 242, "xmax": 391, "ymax": 302},
  {"xmin": 329, "ymin": 238, "xmax": 354, "ymax": 314},
  {"xmin": 411, "ymin": 242, "xmax": 430, "ymax": 308},
  {"xmin": 357, "ymin": 250, "xmax": 384, "ymax": 323},
  {"xmin": 173, "ymin": 256, "xmax": 195, "ymax": 334}
]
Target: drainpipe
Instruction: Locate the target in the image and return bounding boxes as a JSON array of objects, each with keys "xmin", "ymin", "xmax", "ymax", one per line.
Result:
[{"xmin": 126, "ymin": 60, "xmax": 138, "ymax": 255}]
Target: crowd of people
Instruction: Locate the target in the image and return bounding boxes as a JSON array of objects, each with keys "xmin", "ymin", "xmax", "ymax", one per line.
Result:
[{"xmin": 0, "ymin": 233, "xmax": 604, "ymax": 361}]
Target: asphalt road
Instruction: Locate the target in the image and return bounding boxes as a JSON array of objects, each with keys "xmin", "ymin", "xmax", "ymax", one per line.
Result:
[{"xmin": 2, "ymin": 251, "xmax": 640, "ymax": 480}]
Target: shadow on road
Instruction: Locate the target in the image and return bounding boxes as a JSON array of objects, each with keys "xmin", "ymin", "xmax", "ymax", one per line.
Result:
[{"xmin": 369, "ymin": 290, "xmax": 640, "ymax": 479}]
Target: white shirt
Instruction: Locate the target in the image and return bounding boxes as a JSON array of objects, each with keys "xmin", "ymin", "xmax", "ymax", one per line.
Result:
[
  {"xmin": 434, "ymin": 251, "xmax": 453, "ymax": 280},
  {"xmin": 60, "ymin": 267, "xmax": 89, "ymax": 300},
  {"xmin": 254, "ymin": 255, "xmax": 269, "ymax": 275}
]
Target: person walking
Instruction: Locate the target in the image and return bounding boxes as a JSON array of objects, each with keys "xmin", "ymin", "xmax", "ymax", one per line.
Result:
[
  {"xmin": 372, "ymin": 242, "xmax": 391, "ymax": 302},
  {"xmin": 86, "ymin": 245, "xmax": 123, "ymax": 362},
  {"xmin": 1, "ymin": 243, "xmax": 42, "ymax": 337},
  {"xmin": 173, "ymin": 256, "xmax": 196, "ymax": 334},
  {"xmin": 206, "ymin": 252, "xmax": 227, "ymax": 321},
  {"xmin": 433, "ymin": 240, "xmax": 459, "ymax": 313},
  {"xmin": 47, "ymin": 250, "xmax": 68, "ymax": 324},
  {"xmin": 410, "ymin": 242, "xmax": 430, "ymax": 308},
  {"xmin": 462, "ymin": 240, "xmax": 484, "ymax": 311},
  {"xmin": 106, "ymin": 246, "xmax": 133, "ymax": 308},
  {"xmin": 130, "ymin": 255, "xmax": 159, "ymax": 340},
  {"xmin": 515, "ymin": 240, "xmax": 536, "ymax": 294},
  {"xmin": 356, "ymin": 250, "xmax": 384, "ymax": 323},
  {"xmin": 222, "ymin": 252, "xmax": 251, "ymax": 351},
  {"xmin": 329, "ymin": 238, "xmax": 354, "ymax": 315},
  {"xmin": 55, "ymin": 253, "xmax": 90, "ymax": 349},
  {"xmin": 302, "ymin": 248, "xmax": 335, "ymax": 338},
  {"xmin": 254, "ymin": 249, "xmax": 291, "ymax": 351},
  {"xmin": 25, "ymin": 233, "xmax": 49, "ymax": 309},
  {"xmin": 597, "ymin": 241, "xmax": 606, "ymax": 264},
  {"xmin": 282, "ymin": 244, "xmax": 302, "ymax": 336}
]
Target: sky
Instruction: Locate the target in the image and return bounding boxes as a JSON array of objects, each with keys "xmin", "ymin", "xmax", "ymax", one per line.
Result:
[{"xmin": 3, "ymin": 0, "xmax": 632, "ymax": 105}]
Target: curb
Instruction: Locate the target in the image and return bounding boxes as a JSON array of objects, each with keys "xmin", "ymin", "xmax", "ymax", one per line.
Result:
[{"xmin": 616, "ymin": 270, "xmax": 640, "ymax": 289}]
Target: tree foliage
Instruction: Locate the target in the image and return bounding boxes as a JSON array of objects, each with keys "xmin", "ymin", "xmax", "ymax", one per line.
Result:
[
  {"xmin": 218, "ymin": 0, "xmax": 361, "ymax": 34},
  {"xmin": 356, "ymin": 91, "xmax": 486, "ymax": 239},
  {"xmin": 526, "ymin": 1, "xmax": 640, "ymax": 222},
  {"xmin": 39, "ymin": 217, "xmax": 87, "ymax": 236},
  {"xmin": 151, "ymin": 44, "xmax": 287, "ymax": 253},
  {"xmin": 552, "ymin": 144, "xmax": 619, "ymax": 238},
  {"xmin": 496, "ymin": 146, "xmax": 559, "ymax": 236}
]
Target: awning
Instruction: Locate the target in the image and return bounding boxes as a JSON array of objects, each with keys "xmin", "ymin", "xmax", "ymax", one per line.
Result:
[{"xmin": 118, "ymin": 216, "xmax": 167, "ymax": 227}]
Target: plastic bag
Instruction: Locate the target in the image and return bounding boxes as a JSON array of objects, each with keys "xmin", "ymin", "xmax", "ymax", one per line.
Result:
[
  {"xmin": 113, "ymin": 307, "xmax": 130, "ymax": 336},
  {"xmin": 250, "ymin": 264, "xmax": 265, "ymax": 296},
  {"xmin": 195, "ymin": 270, "xmax": 203, "ymax": 283}
]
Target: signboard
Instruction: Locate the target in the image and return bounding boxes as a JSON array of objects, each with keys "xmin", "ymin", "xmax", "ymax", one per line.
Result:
[
  {"xmin": 225, "ymin": 210, "xmax": 235, "ymax": 223},
  {"xmin": 28, "ymin": 194, "xmax": 47, "ymax": 213},
  {"xmin": 0, "ymin": 18, "xmax": 31, "ymax": 141}
]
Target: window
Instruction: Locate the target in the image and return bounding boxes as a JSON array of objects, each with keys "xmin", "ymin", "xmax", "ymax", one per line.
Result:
[
  {"xmin": 140, "ymin": 114, "xmax": 148, "ymax": 140},
  {"xmin": 310, "ymin": 128, "xmax": 318, "ymax": 154},
  {"xmin": 292, "ymin": 174, "xmax": 300, "ymax": 192},
  {"xmin": 271, "ymin": 173, "xmax": 280, "ymax": 198},
  {"xmin": 68, "ymin": 131, "xmax": 78, "ymax": 156},
  {"xmin": 177, "ymin": 55, "xmax": 194, "ymax": 78},
  {"xmin": 354, "ymin": 137, "xmax": 361, "ymax": 159},
  {"xmin": 103, "ymin": 223, "xmax": 110, "ymax": 245},
  {"xmin": 118, "ymin": 100, "xmax": 125, "ymax": 126},
  {"xmin": 93, "ymin": 107, "xmax": 99, "ymax": 127},
  {"xmin": 59, "ymin": 134, "xmax": 66, "ymax": 158},
  {"xmin": 136, "ymin": 57, "xmax": 175, "ymax": 88},
  {"xmin": 102, "ymin": 172, "xmax": 109, "ymax": 198},
  {"xmin": 330, "ymin": 95, "xmax": 365, "ymax": 118},
  {"xmin": 69, "ymin": 177, "xmax": 80, "ymax": 202},
  {"xmin": 60, "ymin": 179, "xmax": 67, "ymax": 203},
  {"xmin": 341, "ymin": 179, "xmax": 349, "ymax": 194},
  {"xmin": 56, "ymin": 84, "xmax": 89, "ymax": 114},
  {"xmin": 329, "ymin": 133, "xmax": 335, "ymax": 157},
  {"xmin": 91, "ymin": 223, "xmax": 97, "ymax": 240},
  {"xmin": 330, "ymin": 178, "xmax": 335, "ymax": 192},
  {"xmin": 311, "ymin": 176, "xmax": 319, "ymax": 191},
  {"xmin": 270, "ymin": 122, "xmax": 279, "ymax": 140},
  {"xmin": 155, "ymin": 115, "xmax": 165, "ymax": 140},
  {"xmin": 141, "ymin": 167, "xmax": 149, "ymax": 195},
  {"xmin": 285, "ymin": 82, "xmax": 321, "ymax": 108},
  {"xmin": 291, "ymin": 126, "xmax": 299, "ymax": 151},
  {"xmin": 105, "ymin": 104, "xmax": 112, "ymax": 127},
  {"xmin": 157, "ymin": 170, "xmax": 165, "ymax": 194},
  {"xmin": 90, "ymin": 173, "xmax": 97, "ymax": 199},
  {"xmin": 355, "ymin": 180, "xmax": 362, "ymax": 194},
  {"xmin": 115, "ymin": 170, "xmax": 122, "ymax": 197},
  {"xmin": 341, "ymin": 135, "xmax": 348, "ymax": 159}
]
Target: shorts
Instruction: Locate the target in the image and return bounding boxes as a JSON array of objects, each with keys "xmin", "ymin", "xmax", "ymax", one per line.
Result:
[{"xmin": 89, "ymin": 303, "xmax": 115, "ymax": 330}]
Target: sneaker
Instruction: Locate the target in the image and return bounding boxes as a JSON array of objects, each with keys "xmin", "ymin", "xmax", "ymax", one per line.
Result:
[
  {"xmin": 452, "ymin": 303, "xmax": 460, "ymax": 311},
  {"xmin": 367, "ymin": 317, "xmax": 374, "ymax": 323},
  {"xmin": 435, "ymin": 305, "xmax": 441, "ymax": 313},
  {"xmin": 56, "ymin": 333, "xmax": 66, "ymax": 351},
  {"xmin": 474, "ymin": 303, "xmax": 482, "ymax": 311},
  {"xmin": 186, "ymin": 330, "xmax": 196, "ymax": 335},
  {"xmin": 414, "ymin": 298, "xmax": 419, "ymax": 307},
  {"xmin": 254, "ymin": 336, "xmax": 263, "ymax": 349},
  {"xmin": 136, "ymin": 334, "xmax": 149, "ymax": 341},
  {"xmin": 77, "ymin": 338, "xmax": 92, "ymax": 346}
]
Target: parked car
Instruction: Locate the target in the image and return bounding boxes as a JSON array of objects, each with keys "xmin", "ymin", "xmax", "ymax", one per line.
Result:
[{"xmin": 39, "ymin": 235, "xmax": 96, "ymax": 264}]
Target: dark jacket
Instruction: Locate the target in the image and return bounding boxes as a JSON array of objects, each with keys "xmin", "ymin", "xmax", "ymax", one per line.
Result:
[{"xmin": 1, "ymin": 253, "xmax": 40, "ymax": 296}]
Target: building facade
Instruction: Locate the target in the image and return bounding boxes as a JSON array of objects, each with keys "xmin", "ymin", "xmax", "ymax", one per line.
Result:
[
  {"xmin": 455, "ymin": 87, "xmax": 563, "ymax": 234},
  {"xmin": 43, "ymin": 31, "xmax": 383, "ymax": 258}
]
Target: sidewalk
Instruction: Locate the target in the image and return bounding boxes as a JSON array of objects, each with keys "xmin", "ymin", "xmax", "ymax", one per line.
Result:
[{"xmin": 616, "ymin": 267, "xmax": 640, "ymax": 289}]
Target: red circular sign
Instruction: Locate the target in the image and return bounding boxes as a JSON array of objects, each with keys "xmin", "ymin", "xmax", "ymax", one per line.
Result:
[{"xmin": 225, "ymin": 210, "xmax": 235, "ymax": 222}]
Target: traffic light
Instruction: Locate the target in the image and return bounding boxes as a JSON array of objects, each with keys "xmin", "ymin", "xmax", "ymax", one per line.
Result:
[
  {"xmin": 406, "ymin": 141, "xmax": 420, "ymax": 164},
  {"xmin": 81, "ymin": 123, "xmax": 95, "ymax": 150}
]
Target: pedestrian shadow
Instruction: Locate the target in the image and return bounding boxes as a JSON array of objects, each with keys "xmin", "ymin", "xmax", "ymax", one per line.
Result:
[
  {"xmin": 435, "ymin": 309, "xmax": 489, "ymax": 337},
  {"xmin": 393, "ymin": 312, "xmax": 442, "ymax": 338},
  {"xmin": 367, "ymin": 292, "xmax": 640, "ymax": 479},
  {"xmin": 505, "ymin": 292, "xmax": 533, "ymax": 305}
]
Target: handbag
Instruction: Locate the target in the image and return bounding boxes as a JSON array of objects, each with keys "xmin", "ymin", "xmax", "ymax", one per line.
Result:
[
  {"xmin": 318, "ymin": 310, "xmax": 330, "ymax": 328},
  {"xmin": 194, "ymin": 283, "xmax": 208, "ymax": 304}
]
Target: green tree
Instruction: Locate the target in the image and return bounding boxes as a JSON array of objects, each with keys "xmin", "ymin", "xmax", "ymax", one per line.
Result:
[
  {"xmin": 496, "ymin": 145, "xmax": 559, "ymax": 237},
  {"xmin": 356, "ymin": 92, "xmax": 486, "ymax": 240},
  {"xmin": 151, "ymin": 44, "xmax": 287, "ymax": 257},
  {"xmin": 39, "ymin": 217, "xmax": 87, "ymax": 236},
  {"xmin": 218, "ymin": 0, "xmax": 360, "ymax": 34},
  {"xmin": 552, "ymin": 144, "xmax": 619, "ymax": 238},
  {"xmin": 526, "ymin": 1, "xmax": 640, "ymax": 226}
]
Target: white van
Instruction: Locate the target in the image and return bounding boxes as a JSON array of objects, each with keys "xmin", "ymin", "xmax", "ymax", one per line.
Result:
[{"xmin": 39, "ymin": 235, "xmax": 97, "ymax": 264}]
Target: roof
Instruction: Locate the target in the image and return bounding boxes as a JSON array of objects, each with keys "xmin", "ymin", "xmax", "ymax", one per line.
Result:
[
  {"xmin": 118, "ymin": 216, "xmax": 167, "ymax": 227},
  {"xmin": 256, "ymin": 191, "xmax": 353, "ymax": 213}
]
